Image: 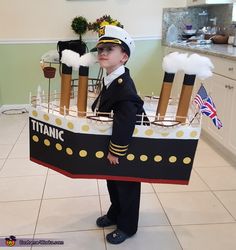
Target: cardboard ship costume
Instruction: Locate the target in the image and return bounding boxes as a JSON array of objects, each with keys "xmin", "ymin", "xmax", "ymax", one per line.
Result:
[{"xmin": 30, "ymin": 26, "xmax": 214, "ymax": 184}]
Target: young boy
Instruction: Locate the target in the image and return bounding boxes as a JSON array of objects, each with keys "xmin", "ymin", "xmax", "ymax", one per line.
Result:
[{"xmin": 91, "ymin": 25, "xmax": 147, "ymax": 244}]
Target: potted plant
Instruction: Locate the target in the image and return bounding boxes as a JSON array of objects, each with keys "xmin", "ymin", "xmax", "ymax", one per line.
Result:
[
  {"xmin": 71, "ymin": 16, "xmax": 88, "ymax": 41},
  {"xmin": 88, "ymin": 15, "xmax": 123, "ymax": 34}
]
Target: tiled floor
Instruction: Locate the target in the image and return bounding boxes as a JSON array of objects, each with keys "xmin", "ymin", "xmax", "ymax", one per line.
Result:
[{"xmin": 0, "ymin": 113, "xmax": 236, "ymax": 250}]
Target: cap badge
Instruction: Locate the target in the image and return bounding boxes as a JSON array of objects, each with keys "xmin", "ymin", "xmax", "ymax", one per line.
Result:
[
  {"xmin": 98, "ymin": 26, "xmax": 106, "ymax": 37},
  {"xmin": 118, "ymin": 78, "xmax": 123, "ymax": 84}
]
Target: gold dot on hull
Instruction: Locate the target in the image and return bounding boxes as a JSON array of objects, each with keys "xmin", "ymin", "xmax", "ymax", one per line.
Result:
[
  {"xmin": 183, "ymin": 157, "xmax": 191, "ymax": 164},
  {"xmin": 169, "ymin": 156, "xmax": 177, "ymax": 163},
  {"xmin": 154, "ymin": 155, "xmax": 162, "ymax": 162},
  {"xmin": 99, "ymin": 129, "xmax": 108, "ymax": 133},
  {"xmin": 67, "ymin": 122, "xmax": 74, "ymax": 130},
  {"xmin": 190, "ymin": 131, "xmax": 198, "ymax": 138},
  {"xmin": 43, "ymin": 114, "xmax": 49, "ymax": 121},
  {"xmin": 32, "ymin": 110, "xmax": 38, "ymax": 117},
  {"xmin": 82, "ymin": 125, "xmax": 90, "ymax": 132},
  {"xmin": 145, "ymin": 129, "xmax": 154, "ymax": 136},
  {"xmin": 79, "ymin": 150, "xmax": 87, "ymax": 157},
  {"xmin": 32, "ymin": 135, "xmax": 39, "ymax": 142},
  {"xmin": 44, "ymin": 139, "xmax": 50, "ymax": 146},
  {"xmin": 66, "ymin": 147, "xmax": 73, "ymax": 155},
  {"xmin": 140, "ymin": 155, "xmax": 148, "ymax": 162},
  {"xmin": 55, "ymin": 143, "xmax": 62, "ymax": 151},
  {"xmin": 161, "ymin": 132, "xmax": 169, "ymax": 137},
  {"xmin": 127, "ymin": 154, "xmax": 135, "ymax": 161},
  {"xmin": 55, "ymin": 118, "xmax": 62, "ymax": 126},
  {"xmin": 96, "ymin": 151, "xmax": 104, "ymax": 158},
  {"xmin": 176, "ymin": 131, "xmax": 184, "ymax": 137}
]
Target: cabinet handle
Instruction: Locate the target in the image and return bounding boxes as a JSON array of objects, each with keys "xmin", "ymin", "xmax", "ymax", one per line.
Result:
[
  {"xmin": 228, "ymin": 67, "xmax": 234, "ymax": 71},
  {"xmin": 229, "ymin": 85, "xmax": 234, "ymax": 90},
  {"xmin": 225, "ymin": 85, "xmax": 229, "ymax": 88}
]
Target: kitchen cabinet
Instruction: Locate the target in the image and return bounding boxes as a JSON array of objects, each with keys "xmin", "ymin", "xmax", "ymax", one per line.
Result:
[
  {"xmin": 203, "ymin": 55, "xmax": 236, "ymax": 157},
  {"xmin": 187, "ymin": 0, "xmax": 233, "ymax": 6},
  {"xmin": 203, "ymin": 73, "xmax": 236, "ymax": 156},
  {"xmin": 226, "ymin": 81, "xmax": 236, "ymax": 155},
  {"xmin": 164, "ymin": 46, "xmax": 236, "ymax": 157}
]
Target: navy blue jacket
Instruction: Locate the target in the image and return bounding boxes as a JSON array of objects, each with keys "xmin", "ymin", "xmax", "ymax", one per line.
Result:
[{"xmin": 92, "ymin": 68, "xmax": 147, "ymax": 157}]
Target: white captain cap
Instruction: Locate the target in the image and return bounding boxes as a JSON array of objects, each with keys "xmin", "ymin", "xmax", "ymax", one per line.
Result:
[{"xmin": 91, "ymin": 25, "xmax": 135, "ymax": 57}]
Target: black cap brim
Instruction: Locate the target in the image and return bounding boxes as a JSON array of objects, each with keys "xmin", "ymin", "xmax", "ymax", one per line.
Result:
[
  {"xmin": 90, "ymin": 37, "xmax": 130, "ymax": 56},
  {"xmin": 90, "ymin": 47, "xmax": 97, "ymax": 52}
]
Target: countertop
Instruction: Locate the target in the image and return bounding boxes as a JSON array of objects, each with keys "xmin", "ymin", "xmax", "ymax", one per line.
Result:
[{"xmin": 164, "ymin": 42, "xmax": 236, "ymax": 61}]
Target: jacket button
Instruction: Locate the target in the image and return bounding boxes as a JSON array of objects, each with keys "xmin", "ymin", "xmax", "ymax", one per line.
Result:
[{"xmin": 118, "ymin": 78, "xmax": 123, "ymax": 84}]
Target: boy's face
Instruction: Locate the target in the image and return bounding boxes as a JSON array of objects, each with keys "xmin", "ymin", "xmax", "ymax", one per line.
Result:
[{"xmin": 97, "ymin": 43, "xmax": 128, "ymax": 74}]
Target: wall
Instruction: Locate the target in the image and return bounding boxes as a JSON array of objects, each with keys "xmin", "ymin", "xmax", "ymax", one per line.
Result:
[
  {"xmin": 0, "ymin": 40, "xmax": 163, "ymax": 104},
  {"xmin": 0, "ymin": 0, "xmax": 186, "ymax": 40},
  {"xmin": 0, "ymin": 0, "xmax": 186, "ymax": 105}
]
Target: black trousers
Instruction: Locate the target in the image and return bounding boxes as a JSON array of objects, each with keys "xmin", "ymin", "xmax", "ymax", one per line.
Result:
[{"xmin": 106, "ymin": 180, "xmax": 141, "ymax": 236}]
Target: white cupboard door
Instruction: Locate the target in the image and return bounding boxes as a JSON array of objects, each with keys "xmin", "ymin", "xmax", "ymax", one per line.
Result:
[
  {"xmin": 204, "ymin": 74, "xmax": 227, "ymax": 143},
  {"xmin": 226, "ymin": 80, "xmax": 236, "ymax": 155}
]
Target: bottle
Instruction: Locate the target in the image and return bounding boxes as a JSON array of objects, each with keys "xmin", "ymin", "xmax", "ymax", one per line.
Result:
[{"xmin": 166, "ymin": 24, "xmax": 179, "ymax": 43}]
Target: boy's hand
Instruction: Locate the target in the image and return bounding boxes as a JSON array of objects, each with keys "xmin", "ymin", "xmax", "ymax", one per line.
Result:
[{"xmin": 107, "ymin": 152, "xmax": 119, "ymax": 165}]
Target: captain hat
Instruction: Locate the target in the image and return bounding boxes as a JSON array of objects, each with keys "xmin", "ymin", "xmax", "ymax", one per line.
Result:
[{"xmin": 91, "ymin": 25, "xmax": 135, "ymax": 57}]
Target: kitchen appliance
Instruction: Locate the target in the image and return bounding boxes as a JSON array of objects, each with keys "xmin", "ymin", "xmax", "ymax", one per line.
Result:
[{"xmin": 182, "ymin": 29, "xmax": 197, "ymax": 40}]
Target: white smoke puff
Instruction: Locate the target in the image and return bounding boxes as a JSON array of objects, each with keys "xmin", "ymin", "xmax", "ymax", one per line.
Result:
[
  {"xmin": 79, "ymin": 52, "xmax": 97, "ymax": 67},
  {"xmin": 162, "ymin": 52, "xmax": 179, "ymax": 73},
  {"xmin": 61, "ymin": 49, "xmax": 80, "ymax": 68},
  {"xmin": 183, "ymin": 53, "xmax": 214, "ymax": 80},
  {"xmin": 176, "ymin": 53, "xmax": 189, "ymax": 71},
  {"xmin": 162, "ymin": 52, "xmax": 188, "ymax": 73}
]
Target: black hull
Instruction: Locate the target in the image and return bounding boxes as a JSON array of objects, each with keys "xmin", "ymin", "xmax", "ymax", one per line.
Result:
[{"xmin": 29, "ymin": 117, "xmax": 198, "ymax": 184}]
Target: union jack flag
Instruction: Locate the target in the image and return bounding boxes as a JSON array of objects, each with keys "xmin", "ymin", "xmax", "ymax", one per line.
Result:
[
  {"xmin": 200, "ymin": 96, "xmax": 223, "ymax": 129},
  {"xmin": 194, "ymin": 84, "xmax": 208, "ymax": 108}
]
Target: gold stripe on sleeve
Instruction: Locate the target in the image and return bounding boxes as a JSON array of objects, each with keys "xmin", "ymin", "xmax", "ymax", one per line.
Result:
[
  {"xmin": 110, "ymin": 141, "xmax": 129, "ymax": 149},
  {"xmin": 109, "ymin": 148, "xmax": 127, "ymax": 156},
  {"xmin": 109, "ymin": 144, "xmax": 128, "ymax": 152}
]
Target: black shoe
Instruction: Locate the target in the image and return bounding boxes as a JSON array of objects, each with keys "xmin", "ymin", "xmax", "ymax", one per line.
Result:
[
  {"xmin": 106, "ymin": 229, "xmax": 129, "ymax": 244},
  {"xmin": 96, "ymin": 215, "xmax": 115, "ymax": 228}
]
